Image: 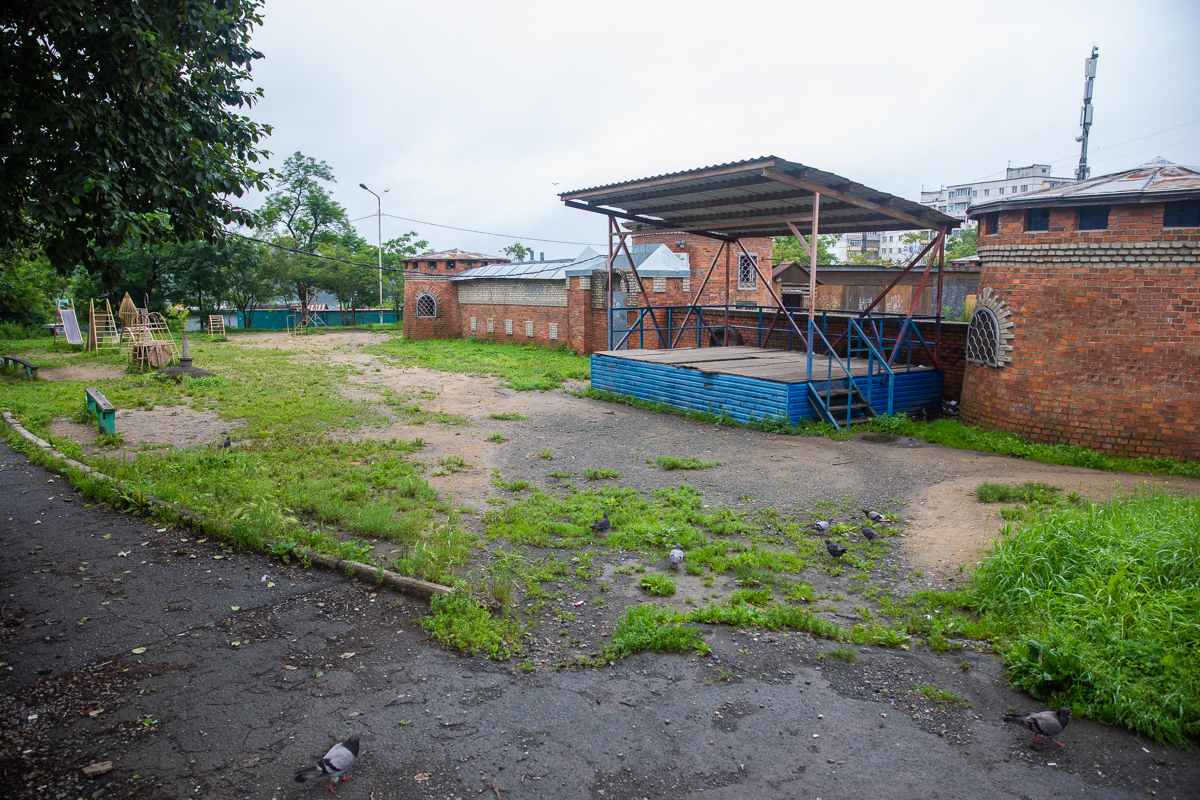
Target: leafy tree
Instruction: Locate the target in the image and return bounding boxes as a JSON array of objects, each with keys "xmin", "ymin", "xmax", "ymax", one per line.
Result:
[
  {"xmin": 81, "ymin": 243, "xmax": 175, "ymax": 313},
  {"xmin": 223, "ymin": 237, "xmax": 275, "ymax": 329},
  {"xmin": 381, "ymin": 232, "xmax": 429, "ymax": 319},
  {"xmin": 317, "ymin": 244, "xmax": 377, "ymax": 326},
  {"xmin": 502, "ymin": 242, "xmax": 532, "ymax": 261},
  {"xmin": 164, "ymin": 241, "xmax": 232, "ymax": 317},
  {"xmin": 0, "ymin": 246, "xmax": 64, "ymax": 327},
  {"xmin": 772, "ymin": 235, "xmax": 840, "ymax": 265},
  {"xmin": 0, "ymin": 1, "xmax": 271, "ymax": 272},
  {"xmin": 259, "ymin": 152, "xmax": 356, "ymax": 320},
  {"xmin": 946, "ymin": 227, "xmax": 978, "ymax": 261}
]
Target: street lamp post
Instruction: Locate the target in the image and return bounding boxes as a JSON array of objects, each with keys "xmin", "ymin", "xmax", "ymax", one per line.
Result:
[{"xmin": 359, "ymin": 183, "xmax": 388, "ymax": 325}]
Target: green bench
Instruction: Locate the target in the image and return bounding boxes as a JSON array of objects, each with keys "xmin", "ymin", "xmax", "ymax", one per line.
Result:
[
  {"xmin": 85, "ymin": 387, "xmax": 116, "ymax": 435},
  {"xmin": 2, "ymin": 354, "xmax": 39, "ymax": 378}
]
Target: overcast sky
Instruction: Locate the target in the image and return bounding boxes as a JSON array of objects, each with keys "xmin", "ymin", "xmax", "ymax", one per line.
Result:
[{"xmin": 242, "ymin": 0, "xmax": 1200, "ymax": 258}]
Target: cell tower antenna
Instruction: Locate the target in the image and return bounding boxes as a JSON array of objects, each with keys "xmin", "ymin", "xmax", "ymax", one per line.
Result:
[{"xmin": 1075, "ymin": 46, "xmax": 1099, "ymax": 181}]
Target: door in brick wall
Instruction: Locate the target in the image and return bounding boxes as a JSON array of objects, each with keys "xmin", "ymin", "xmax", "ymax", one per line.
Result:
[{"xmin": 610, "ymin": 288, "xmax": 627, "ymax": 350}]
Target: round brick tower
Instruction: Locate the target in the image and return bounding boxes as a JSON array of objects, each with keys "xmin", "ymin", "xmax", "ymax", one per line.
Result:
[{"xmin": 960, "ymin": 158, "xmax": 1199, "ymax": 461}]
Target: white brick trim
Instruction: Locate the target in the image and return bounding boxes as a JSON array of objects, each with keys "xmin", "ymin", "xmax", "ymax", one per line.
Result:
[
  {"xmin": 525, "ymin": 320, "xmax": 534, "ymax": 337},
  {"xmin": 549, "ymin": 323, "xmax": 558, "ymax": 340}
]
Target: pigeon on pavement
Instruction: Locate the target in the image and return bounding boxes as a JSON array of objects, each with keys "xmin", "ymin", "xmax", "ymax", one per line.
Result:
[
  {"xmin": 296, "ymin": 731, "xmax": 360, "ymax": 792},
  {"xmin": 669, "ymin": 545, "xmax": 685, "ymax": 570},
  {"xmin": 861, "ymin": 508, "xmax": 886, "ymax": 523},
  {"xmin": 1004, "ymin": 708, "xmax": 1070, "ymax": 747},
  {"xmin": 810, "ymin": 519, "xmax": 831, "ymax": 533},
  {"xmin": 861, "ymin": 525, "xmax": 882, "ymax": 542},
  {"xmin": 826, "ymin": 540, "xmax": 847, "ymax": 559},
  {"xmin": 590, "ymin": 511, "xmax": 610, "ymax": 535}
]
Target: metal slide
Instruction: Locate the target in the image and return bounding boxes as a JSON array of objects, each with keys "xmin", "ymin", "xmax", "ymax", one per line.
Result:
[{"xmin": 59, "ymin": 309, "xmax": 83, "ymax": 345}]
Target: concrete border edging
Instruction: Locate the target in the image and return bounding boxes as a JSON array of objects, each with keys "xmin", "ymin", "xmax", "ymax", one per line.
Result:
[{"xmin": 1, "ymin": 412, "xmax": 450, "ymax": 600}]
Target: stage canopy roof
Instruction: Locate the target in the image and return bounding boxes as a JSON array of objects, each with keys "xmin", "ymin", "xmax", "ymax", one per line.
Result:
[{"xmin": 561, "ymin": 156, "xmax": 960, "ymax": 239}]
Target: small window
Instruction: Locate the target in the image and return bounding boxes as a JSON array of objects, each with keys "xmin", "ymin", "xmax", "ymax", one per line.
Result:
[
  {"xmin": 504, "ymin": 319, "xmax": 513, "ymax": 335},
  {"xmin": 1021, "ymin": 185, "xmax": 1028, "ymax": 192},
  {"xmin": 427, "ymin": 261, "xmax": 438, "ymax": 269},
  {"xmin": 1079, "ymin": 205, "xmax": 1109, "ymax": 230},
  {"xmin": 549, "ymin": 323, "xmax": 558, "ymax": 340},
  {"xmin": 486, "ymin": 318, "xmax": 494, "ymax": 333},
  {"xmin": 966, "ymin": 307, "xmax": 1001, "ymax": 367},
  {"xmin": 1027, "ymin": 208, "xmax": 1050, "ymax": 232},
  {"xmin": 1164, "ymin": 199, "xmax": 1200, "ymax": 227},
  {"xmin": 737, "ymin": 253, "xmax": 758, "ymax": 289},
  {"xmin": 469, "ymin": 316, "xmax": 477, "ymax": 332},
  {"xmin": 415, "ymin": 293, "xmax": 437, "ymax": 318},
  {"xmin": 998, "ymin": 187, "xmax": 1005, "ymax": 195},
  {"xmin": 984, "ymin": 212, "xmax": 1000, "ymax": 235},
  {"xmin": 983, "ymin": 188, "xmax": 990, "ymax": 196},
  {"xmin": 525, "ymin": 320, "xmax": 534, "ymax": 337},
  {"xmin": 446, "ymin": 260, "xmax": 456, "ymax": 270}
]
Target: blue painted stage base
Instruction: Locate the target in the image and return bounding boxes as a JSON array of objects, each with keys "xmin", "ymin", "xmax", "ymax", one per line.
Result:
[{"xmin": 590, "ymin": 353, "xmax": 943, "ymax": 424}]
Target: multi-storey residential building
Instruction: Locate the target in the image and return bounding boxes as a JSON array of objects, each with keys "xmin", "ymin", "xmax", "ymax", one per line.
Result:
[{"xmin": 921, "ymin": 164, "xmax": 1075, "ymax": 228}]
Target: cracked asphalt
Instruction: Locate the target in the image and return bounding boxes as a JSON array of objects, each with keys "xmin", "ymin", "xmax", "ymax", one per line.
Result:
[{"xmin": 2, "ymin": 442, "xmax": 1196, "ymax": 800}]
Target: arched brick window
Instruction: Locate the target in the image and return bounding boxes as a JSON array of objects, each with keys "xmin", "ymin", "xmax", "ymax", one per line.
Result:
[
  {"xmin": 965, "ymin": 287, "xmax": 1013, "ymax": 368},
  {"xmin": 966, "ymin": 307, "xmax": 1000, "ymax": 366},
  {"xmin": 416, "ymin": 293, "xmax": 438, "ymax": 318}
]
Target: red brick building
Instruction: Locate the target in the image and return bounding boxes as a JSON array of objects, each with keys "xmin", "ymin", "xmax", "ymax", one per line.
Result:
[
  {"xmin": 961, "ymin": 158, "xmax": 1199, "ymax": 461},
  {"xmin": 400, "ymin": 235, "xmax": 773, "ymax": 355}
]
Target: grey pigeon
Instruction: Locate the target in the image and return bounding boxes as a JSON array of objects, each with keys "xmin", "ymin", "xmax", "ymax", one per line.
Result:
[
  {"xmin": 861, "ymin": 525, "xmax": 882, "ymax": 542},
  {"xmin": 295, "ymin": 731, "xmax": 360, "ymax": 791},
  {"xmin": 669, "ymin": 545, "xmax": 685, "ymax": 570},
  {"xmin": 219, "ymin": 436, "xmax": 231, "ymax": 449},
  {"xmin": 590, "ymin": 511, "xmax": 610, "ymax": 535},
  {"xmin": 810, "ymin": 519, "xmax": 831, "ymax": 533},
  {"xmin": 826, "ymin": 540, "xmax": 847, "ymax": 559},
  {"xmin": 861, "ymin": 508, "xmax": 886, "ymax": 523},
  {"xmin": 1004, "ymin": 708, "xmax": 1070, "ymax": 747}
]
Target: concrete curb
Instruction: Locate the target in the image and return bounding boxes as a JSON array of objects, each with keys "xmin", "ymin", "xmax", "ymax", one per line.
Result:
[{"xmin": 1, "ymin": 411, "xmax": 450, "ymax": 601}]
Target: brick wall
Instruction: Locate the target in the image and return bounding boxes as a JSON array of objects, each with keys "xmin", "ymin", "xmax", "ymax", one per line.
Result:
[
  {"xmin": 961, "ymin": 207, "xmax": 1200, "ymax": 460},
  {"xmin": 631, "ymin": 232, "xmax": 775, "ymax": 307},
  {"xmin": 458, "ymin": 279, "xmax": 568, "ymax": 307},
  {"xmin": 458, "ymin": 302, "xmax": 572, "ymax": 349},
  {"xmin": 402, "ymin": 273, "xmax": 460, "ymax": 340}
]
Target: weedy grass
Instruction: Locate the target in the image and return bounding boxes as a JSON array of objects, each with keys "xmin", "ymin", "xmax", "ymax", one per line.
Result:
[
  {"xmin": 420, "ymin": 585, "xmax": 524, "ymax": 659},
  {"xmin": 602, "ymin": 604, "xmax": 710, "ymax": 660},
  {"xmin": 970, "ymin": 489, "xmax": 1200, "ymax": 747},
  {"xmin": 488, "ymin": 411, "xmax": 526, "ymax": 420},
  {"xmin": 638, "ymin": 573, "xmax": 676, "ymax": 596},
  {"xmin": 654, "ymin": 455, "xmax": 721, "ymax": 471},
  {"xmin": 975, "ymin": 481, "xmax": 1063, "ymax": 504},
  {"xmin": 584, "ymin": 467, "xmax": 619, "ymax": 480},
  {"xmin": 917, "ymin": 683, "xmax": 971, "ymax": 708},
  {"xmin": 867, "ymin": 415, "xmax": 1200, "ymax": 479},
  {"xmin": 822, "ymin": 646, "xmax": 859, "ymax": 662},
  {"xmin": 368, "ymin": 337, "xmax": 589, "ymax": 391}
]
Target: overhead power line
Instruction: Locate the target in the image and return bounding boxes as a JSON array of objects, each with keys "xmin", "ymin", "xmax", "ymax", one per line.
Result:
[
  {"xmin": 230, "ymin": 232, "xmax": 406, "ymax": 273},
  {"xmin": 346, "ymin": 211, "xmax": 603, "ymax": 246}
]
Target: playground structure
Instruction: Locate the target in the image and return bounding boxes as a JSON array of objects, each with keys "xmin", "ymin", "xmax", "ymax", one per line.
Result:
[
  {"xmin": 122, "ymin": 309, "xmax": 180, "ymax": 369},
  {"xmin": 208, "ymin": 314, "xmax": 226, "ymax": 340},
  {"xmin": 287, "ymin": 289, "xmax": 329, "ymax": 336},
  {"xmin": 54, "ymin": 299, "xmax": 84, "ymax": 346},
  {"xmin": 86, "ymin": 299, "xmax": 120, "ymax": 352}
]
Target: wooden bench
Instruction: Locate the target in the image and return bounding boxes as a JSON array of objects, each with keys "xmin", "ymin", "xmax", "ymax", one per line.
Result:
[
  {"xmin": 85, "ymin": 387, "xmax": 116, "ymax": 435},
  {"xmin": 2, "ymin": 354, "xmax": 39, "ymax": 378}
]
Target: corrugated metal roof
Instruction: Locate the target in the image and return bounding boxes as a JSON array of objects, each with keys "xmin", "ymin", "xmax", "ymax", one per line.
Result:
[
  {"xmin": 560, "ymin": 156, "xmax": 959, "ymax": 237},
  {"xmin": 451, "ymin": 244, "xmax": 691, "ymax": 282},
  {"xmin": 969, "ymin": 157, "xmax": 1200, "ymax": 216}
]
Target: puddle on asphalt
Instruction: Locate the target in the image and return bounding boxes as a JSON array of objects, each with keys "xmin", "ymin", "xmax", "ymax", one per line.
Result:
[{"xmin": 859, "ymin": 433, "xmax": 897, "ymax": 443}]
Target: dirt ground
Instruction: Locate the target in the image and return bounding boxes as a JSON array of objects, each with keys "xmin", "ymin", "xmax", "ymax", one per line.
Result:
[{"xmin": 13, "ymin": 329, "xmax": 1198, "ymax": 799}]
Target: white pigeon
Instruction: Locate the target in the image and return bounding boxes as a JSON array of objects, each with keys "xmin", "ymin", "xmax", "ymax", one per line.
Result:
[
  {"xmin": 295, "ymin": 732, "xmax": 360, "ymax": 793},
  {"xmin": 669, "ymin": 545, "xmax": 685, "ymax": 570}
]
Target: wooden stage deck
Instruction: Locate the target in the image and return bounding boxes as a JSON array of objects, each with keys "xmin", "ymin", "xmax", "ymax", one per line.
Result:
[{"xmin": 590, "ymin": 346, "xmax": 942, "ymax": 424}]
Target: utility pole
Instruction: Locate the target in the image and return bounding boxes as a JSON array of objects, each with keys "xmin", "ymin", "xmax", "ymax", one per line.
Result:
[
  {"xmin": 1075, "ymin": 46, "xmax": 1099, "ymax": 182},
  {"xmin": 359, "ymin": 183, "xmax": 388, "ymax": 324}
]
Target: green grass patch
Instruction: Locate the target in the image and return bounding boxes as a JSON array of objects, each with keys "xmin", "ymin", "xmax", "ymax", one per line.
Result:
[
  {"xmin": 654, "ymin": 455, "xmax": 721, "ymax": 471},
  {"xmin": 638, "ymin": 573, "xmax": 676, "ymax": 596},
  {"xmin": 584, "ymin": 467, "xmax": 619, "ymax": 480},
  {"xmin": 975, "ymin": 481, "xmax": 1062, "ymax": 504},
  {"xmin": 970, "ymin": 489, "xmax": 1200, "ymax": 746},
  {"xmin": 420, "ymin": 585, "xmax": 523, "ymax": 659},
  {"xmin": 487, "ymin": 432, "xmax": 506, "ymax": 443},
  {"xmin": 916, "ymin": 682, "xmax": 971, "ymax": 708},
  {"xmin": 488, "ymin": 411, "xmax": 525, "ymax": 420},
  {"xmin": 867, "ymin": 415, "xmax": 1200, "ymax": 479},
  {"xmin": 821, "ymin": 646, "xmax": 858, "ymax": 662},
  {"xmin": 368, "ymin": 337, "xmax": 589, "ymax": 391},
  {"xmin": 602, "ymin": 604, "xmax": 709, "ymax": 660}
]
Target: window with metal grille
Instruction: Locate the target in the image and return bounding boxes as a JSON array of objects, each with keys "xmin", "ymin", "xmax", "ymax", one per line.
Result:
[
  {"xmin": 549, "ymin": 323, "xmax": 558, "ymax": 340},
  {"xmin": 415, "ymin": 293, "xmax": 437, "ymax": 318},
  {"xmin": 1027, "ymin": 208, "xmax": 1050, "ymax": 231},
  {"xmin": 965, "ymin": 307, "xmax": 1001, "ymax": 367},
  {"xmin": 469, "ymin": 316, "xmax": 477, "ymax": 331},
  {"xmin": 504, "ymin": 319, "xmax": 513, "ymax": 335},
  {"xmin": 525, "ymin": 320, "xmax": 533, "ymax": 337},
  {"xmin": 1078, "ymin": 205, "xmax": 1109, "ymax": 230},
  {"xmin": 1164, "ymin": 199, "xmax": 1200, "ymax": 228},
  {"xmin": 737, "ymin": 253, "xmax": 758, "ymax": 289},
  {"xmin": 486, "ymin": 318, "xmax": 494, "ymax": 333}
]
